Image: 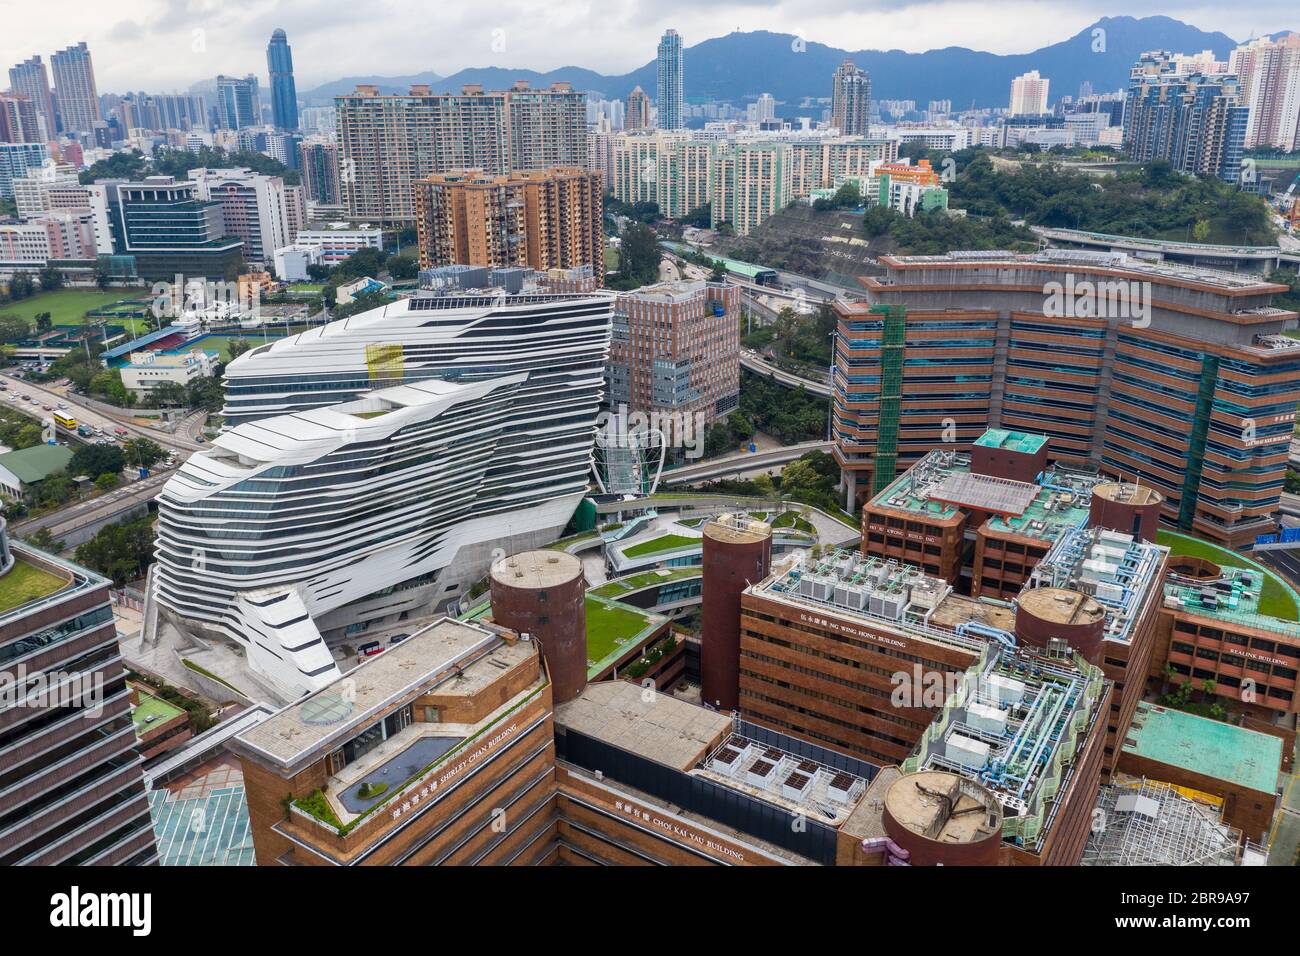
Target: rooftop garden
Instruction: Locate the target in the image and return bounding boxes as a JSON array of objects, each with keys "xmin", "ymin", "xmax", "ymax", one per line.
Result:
[
  {"xmin": 1157, "ymin": 530, "xmax": 1299, "ymax": 622},
  {"xmin": 590, "ymin": 567, "xmax": 702, "ymax": 599},
  {"xmin": 585, "ymin": 594, "xmax": 662, "ymax": 666},
  {"xmin": 620, "ymin": 533, "xmax": 701, "ymax": 559},
  {"xmin": 0, "ymin": 558, "xmax": 69, "ymax": 614}
]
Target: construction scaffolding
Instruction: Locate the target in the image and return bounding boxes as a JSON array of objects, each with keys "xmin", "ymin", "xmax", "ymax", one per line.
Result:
[{"xmin": 1082, "ymin": 778, "xmax": 1247, "ymax": 866}]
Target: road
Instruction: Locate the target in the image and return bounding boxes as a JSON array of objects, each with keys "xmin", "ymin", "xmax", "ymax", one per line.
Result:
[
  {"xmin": 0, "ymin": 371, "xmax": 203, "ymax": 454},
  {"xmin": 739, "ymin": 348, "xmax": 833, "ymax": 398},
  {"xmin": 662, "ymin": 440, "xmax": 832, "ymax": 485},
  {"xmin": 10, "ymin": 468, "xmax": 176, "ymax": 541}
]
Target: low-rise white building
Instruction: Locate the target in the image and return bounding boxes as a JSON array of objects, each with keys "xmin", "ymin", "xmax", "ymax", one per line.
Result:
[{"xmin": 119, "ymin": 349, "xmax": 217, "ymax": 398}]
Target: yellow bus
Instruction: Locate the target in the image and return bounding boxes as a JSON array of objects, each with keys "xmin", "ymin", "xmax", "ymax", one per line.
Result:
[{"xmin": 53, "ymin": 412, "xmax": 76, "ymax": 430}]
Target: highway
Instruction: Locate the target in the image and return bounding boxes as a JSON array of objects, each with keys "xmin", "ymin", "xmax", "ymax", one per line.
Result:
[
  {"xmin": 662, "ymin": 440, "xmax": 832, "ymax": 485},
  {"xmin": 0, "ymin": 371, "xmax": 203, "ymax": 454},
  {"xmin": 9, "ymin": 468, "xmax": 176, "ymax": 542},
  {"xmin": 740, "ymin": 348, "xmax": 832, "ymax": 397}
]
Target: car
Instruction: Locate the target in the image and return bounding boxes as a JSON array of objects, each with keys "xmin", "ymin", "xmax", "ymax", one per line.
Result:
[
  {"xmin": 388, "ymin": 633, "xmax": 411, "ymax": 645},
  {"xmin": 40, "ymin": 404, "xmax": 51, "ymax": 411},
  {"xmin": 20, "ymin": 395, "xmax": 30, "ymax": 401},
  {"xmin": 56, "ymin": 402, "xmax": 66, "ymax": 409},
  {"xmin": 195, "ymin": 435, "xmax": 205, "ymax": 443}
]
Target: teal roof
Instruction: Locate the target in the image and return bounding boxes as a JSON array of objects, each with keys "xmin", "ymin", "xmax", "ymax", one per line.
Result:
[
  {"xmin": 974, "ymin": 428, "xmax": 1048, "ymax": 455},
  {"xmin": 1122, "ymin": 702, "xmax": 1282, "ymax": 794},
  {"xmin": 0, "ymin": 444, "xmax": 74, "ymax": 485}
]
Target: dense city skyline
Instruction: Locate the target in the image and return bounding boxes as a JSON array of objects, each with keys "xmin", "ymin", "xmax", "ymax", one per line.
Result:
[{"xmin": 2, "ymin": 3, "xmax": 1297, "ymax": 92}]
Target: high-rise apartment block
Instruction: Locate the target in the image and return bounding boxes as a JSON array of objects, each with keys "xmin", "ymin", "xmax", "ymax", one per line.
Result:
[
  {"xmin": 831, "ymin": 250, "xmax": 1300, "ymax": 548},
  {"xmin": 266, "ymin": 29, "xmax": 299, "ymax": 131},
  {"xmin": 334, "ymin": 82, "xmax": 586, "ymax": 224},
  {"xmin": 831, "ymin": 60, "xmax": 872, "ymax": 135},
  {"xmin": 299, "ymin": 138, "xmax": 341, "ymax": 205},
  {"xmin": 0, "ymin": 141, "xmax": 49, "ymax": 200},
  {"xmin": 657, "ymin": 30, "xmax": 685, "ymax": 130},
  {"xmin": 1230, "ymin": 33, "xmax": 1300, "ymax": 151},
  {"xmin": 608, "ymin": 132, "xmax": 892, "ymax": 234},
  {"xmin": 186, "ymin": 166, "xmax": 298, "ymax": 264},
  {"xmin": 0, "ymin": 523, "xmax": 158, "ymax": 865},
  {"xmin": 1124, "ymin": 51, "xmax": 1249, "ymax": 183},
  {"xmin": 215, "ymin": 74, "xmax": 261, "ymax": 130},
  {"xmin": 0, "ymin": 93, "xmax": 43, "ymax": 143},
  {"xmin": 626, "ymin": 85, "xmax": 651, "ymax": 131},
  {"xmin": 414, "ymin": 166, "xmax": 603, "ymax": 277},
  {"xmin": 605, "ymin": 279, "xmax": 741, "ymax": 436},
  {"xmin": 713, "ymin": 142, "xmax": 792, "ymax": 236},
  {"xmin": 49, "ymin": 42, "xmax": 101, "ymax": 135},
  {"xmin": 7, "ymin": 56, "xmax": 55, "ymax": 140},
  {"xmin": 1008, "ymin": 70, "xmax": 1050, "ymax": 115}
]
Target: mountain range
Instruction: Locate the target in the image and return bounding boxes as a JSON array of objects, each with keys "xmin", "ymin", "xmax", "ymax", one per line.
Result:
[{"xmin": 297, "ymin": 16, "xmax": 1292, "ymax": 112}]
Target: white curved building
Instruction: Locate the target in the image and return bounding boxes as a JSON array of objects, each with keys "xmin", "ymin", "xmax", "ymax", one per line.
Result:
[{"xmin": 154, "ymin": 291, "xmax": 614, "ymax": 699}]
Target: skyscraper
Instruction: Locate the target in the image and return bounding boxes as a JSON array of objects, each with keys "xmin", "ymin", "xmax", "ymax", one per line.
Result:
[
  {"xmin": 0, "ymin": 93, "xmax": 42, "ymax": 143},
  {"xmin": 830, "ymin": 59, "xmax": 871, "ymax": 135},
  {"xmin": 0, "ymin": 524, "xmax": 159, "ymax": 865},
  {"xmin": 1230, "ymin": 33, "xmax": 1300, "ymax": 151},
  {"xmin": 266, "ymin": 28, "xmax": 299, "ymax": 131},
  {"xmin": 656, "ymin": 29, "xmax": 684, "ymax": 130},
  {"xmin": 334, "ymin": 82, "xmax": 586, "ymax": 224},
  {"xmin": 7, "ymin": 56, "xmax": 55, "ymax": 140},
  {"xmin": 1124, "ymin": 51, "xmax": 1248, "ymax": 184},
  {"xmin": 49, "ymin": 42, "xmax": 101, "ymax": 135},
  {"xmin": 1009, "ymin": 70, "xmax": 1050, "ymax": 115},
  {"xmin": 414, "ymin": 167, "xmax": 603, "ymax": 276},
  {"xmin": 626, "ymin": 85, "xmax": 651, "ymax": 131},
  {"xmin": 215, "ymin": 74, "xmax": 260, "ymax": 130}
]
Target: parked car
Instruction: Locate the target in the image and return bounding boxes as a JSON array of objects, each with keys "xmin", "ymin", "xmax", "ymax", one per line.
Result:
[
  {"xmin": 356, "ymin": 641, "xmax": 384, "ymax": 661},
  {"xmin": 388, "ymin": 633, "xmax": 411, "ymax": 645}
]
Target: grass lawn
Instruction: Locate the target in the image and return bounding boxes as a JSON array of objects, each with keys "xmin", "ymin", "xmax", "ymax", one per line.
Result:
[
  {"xmin": 591, "ymin": 567, "xmax": 702, "ymax": 599},
  {"xmin": 771, "ymin": 510, "xmax": 814, "ymax": 533},
  {"xmin": 585, "ymin": 595, "xmax": 657, "ymax": 664},
  {"xmin": 131, "ymin": 693, "xmax": 184, "ymax": 730},
  {"xmin": 605, "ymin": 245, "xmax": 620, "ymax": 272},
  {"xmin": 621, "ymin": 533, "xmax": 700, "ymax": 559},
  {"xmin": 0, "ymin": 558, "xmax": 68, "ymax": 612},
  {"xmin": 2, "ymin": 288, "xmax": 151, "ymax": 331},
  {"xmin": 1157, "ymin": 530, "xmax": 1299, "ymax": 621}
]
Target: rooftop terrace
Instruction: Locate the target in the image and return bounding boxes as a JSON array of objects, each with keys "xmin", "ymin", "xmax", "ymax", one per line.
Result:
[
  {"xmin": 0, "ymin": 556, "xmax": 71, "ymax": 614},
  {"xmin": 1122, "ymin": 702, "xmax": 1283, "ymax": 795},
  {"xmin": 870, "ymin": 448, "xmax": 1101, "ymax": 544}
]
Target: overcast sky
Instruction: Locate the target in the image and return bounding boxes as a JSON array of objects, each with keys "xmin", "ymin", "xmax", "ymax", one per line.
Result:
[{"xmin": 3, "ymin": 0, "xmax": 1296, "ymax": 93}]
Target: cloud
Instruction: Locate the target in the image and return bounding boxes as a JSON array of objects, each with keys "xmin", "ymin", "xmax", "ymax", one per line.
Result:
[{"xmin": 1, "ymin": 0, "xmax": 1292, "ymax": 93}]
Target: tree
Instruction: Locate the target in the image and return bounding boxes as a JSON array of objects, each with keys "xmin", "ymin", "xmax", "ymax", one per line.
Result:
[
  {"xmin": 386, "ymin": 254, "xmax": 418, "ymax": 280},
  {"xmin": 612, "ymin": 221, "xmax": 660, "ymax": 289},
  {"xmin": 75, "ymin": 516, "xmax": 155, "ymax": 586},
  {"xmin": 709, "ymin": 259, "xmax": 727, "ymax": 282},
  {"xmin": 34, "ymin": 312, "xmax": 53, "ymax": 334},
  {"xmin": 88, "ymin": 368, "xmax": 130, "ymax": 405},
  {"xmin": 147, "ymin": 381, "xmax": 189, "ymax": 409},
  {"xmin": 123, "ymin": 438, "xmax": 165, "ymax": 470},
  {"xmin": 70, "ymin": 444, "xmax": 126, "ymax": 481},
  {"xmin": 95, "ymin": 472, "xmax": 120, "ymax": 491},
  {"xmin": 38, "ymin": 267, "xmax": 64, "ymax": 292},
  {"xmin": 95, "ymin": 264, "xmax": 111, "ymax": 291},
  {"xmin": 24, "ymin": 528, "xmax": 64, "ymax": 552},
  {"xmin": 226, "ymin": 338, "xmax": 255, "ymax": 360},
  {"xmin": 0, "ymin": 315, "xmax": 30, "ymax": 343}
]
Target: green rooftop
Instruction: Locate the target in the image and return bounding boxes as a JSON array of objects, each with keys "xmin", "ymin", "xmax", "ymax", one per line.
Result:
[
  {"xmin": 0, "ymin": 444, "xmax": 74, "ymax": 485},
  {"xmin": 0, "ymin": 557, "xmax": 69, "ymax": 613},
  {"xmin": 1123, "ymin": 701, "xmax": 1283, "ymax": 794},
  {"xmin": 974, "ymin": 428, "xmax": 1048, "ymax": 455},
  {"xmin": 131, "ymin": 693, "xmax": 185, "ymax": 732},
  {"xmin": 619, "ymin": 533, "xmax": 701, "ymax": 560},
  {"xmin": 1158, "ymin": 530, "xmax": 1300, "ymax": 622},
  {"xmin": 585, "ymin": 593, "xmax": 668, "ymax": 678},
  {"xmin": 591, "ymin": 567, "xmax": 702, "ymax": 599}
]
